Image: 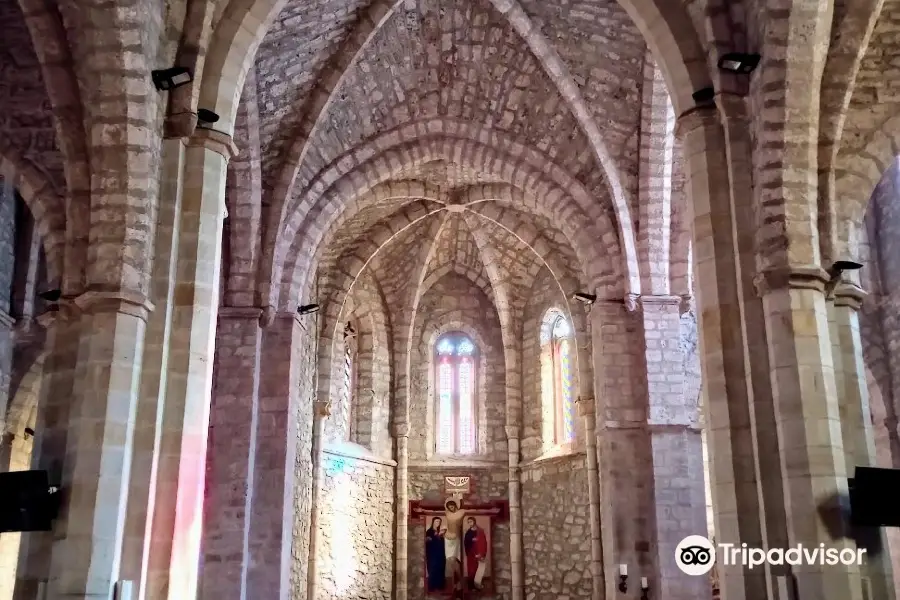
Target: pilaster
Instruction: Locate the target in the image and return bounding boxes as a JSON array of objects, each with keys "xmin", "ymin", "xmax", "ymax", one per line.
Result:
[
  {"xmin": 755, "ymin": 266, "xmax": 864, "ymax": 600},
  {"xmin": 394, "ymin": 420, "xmax": 410, "ymax": 600},
  {"xmin": 829, "ymin": 283, "xmax": 895, "ymax": 600},
  {"xmin": 307, "ymin": 399, "xmax": 332, "ymax": 600}
]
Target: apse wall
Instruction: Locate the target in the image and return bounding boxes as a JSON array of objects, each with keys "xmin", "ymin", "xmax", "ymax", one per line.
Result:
[
  {"xmin": 407, "ymin": 274, "xmax": 510, "ymax": 599},
  {"xmin": 519, "ymin": 267, "xmax": 593, "ymax": 597}
]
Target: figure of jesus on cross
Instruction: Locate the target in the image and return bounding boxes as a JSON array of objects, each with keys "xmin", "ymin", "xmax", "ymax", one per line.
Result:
[{"xmin": 416, "ymin": 497, "xmax": 500, "ymax": 597}]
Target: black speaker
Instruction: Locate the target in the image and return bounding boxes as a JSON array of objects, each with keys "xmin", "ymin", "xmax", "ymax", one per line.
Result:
[
  {"xmin": 850, "ymin": 466, "xmax": 900, "ymax": 527},
  {"xmin": 0, "ymin": 470, "xmax": 60, "ymax": 532}
]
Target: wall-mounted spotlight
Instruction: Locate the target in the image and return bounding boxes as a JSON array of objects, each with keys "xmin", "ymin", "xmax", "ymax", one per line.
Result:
[
  {"xmin": 151, "ymin": 67, "xmax": 193, "ymax": 91},
  {"xmin": 37, "ymin": 289, "xmax": 62, "ymax": 302},
  {"xmin": 572, "ymin": 292, "xmax": 597, "ymax": 305},
  {"xmin": 618, "ymin": 564, "xmax": 628, "ymax": 593},
  {"xmin": 298, "ymin": 303, "xmax": 320, "ymax": 316},
  {"xmin": 825, "ymin": 259, "xmax": 864, "ymax": 297},
  {"xmin": 24, "ymin": 427, "xmax": 35, "ymax": 437},
  {"xmin": 197, "ymin": 108, "xmax": 221, "ymax": 128},
  {"xmin": 692, "ymin": 87, "xmax": 715, "ymax": 105},
  {"xmin": 640, "ymin": 577, "xmax": 650, "ymax": 600},
  {"xmin": 718, "ymin": 52, "xmax": 761, "ymax": 74}
]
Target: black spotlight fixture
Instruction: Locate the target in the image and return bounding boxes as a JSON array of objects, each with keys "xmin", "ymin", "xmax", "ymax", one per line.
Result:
[
  {"xmin": 717, "ymin": 52, "xmax": 761, "ymax": 74},
  {"xmin": 151, "ymin": 67, "xmax": 193, "ymax": 91},
  {"xmin": 196, "ymin": 108, "xmax": 221, "ymax": 128},
  {"xmin": 298, "ymin": 303, "xmax": 320, "ymax": 316},
  {"xmin": 825, "ymin": 259, "xmax": 864, "ymax": 297},
  {"xmin": 572, "ymin": 292, "xmax": 597, "ymax": 305},
  {"xmin": 37, "ymin": 289, "xmax": 62, "ymax": 302},
  {"xmin": 24, "ymin": 428, "xmax": 35, "ymax": 437},
  {"xmin": 692, "ymin": 87, "xmax": 715, "ymax": 105}
]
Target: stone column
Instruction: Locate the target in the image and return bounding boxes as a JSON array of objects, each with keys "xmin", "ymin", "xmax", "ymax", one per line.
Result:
[
  {"xmin": 13, "ymin": 308, "xmax": 80, "ymax": 599},
  {"xmin": 754, "ymin": 267, "xmax": 863, "ymax": 600},
  {"xmin": 505, "ymin": 425, "xmax": 524, "ymax": 600},
  {"xmin": 200, "ymin": 307, "xmax": 263, "ymax": 600},
  {"xmin": 577, "ymin": 397, "xmax": 603, "ymax": 600},
  {"xmin": 143, "ymin": 128, "xmax": 234, "ymax": 599},
  {"xmin": 829, "ymin": 283, "xmax": 896, "ymax": 600},
  {"xmin": 46, "ymin": 291, "xmax": 152, "ymax": 597},
  {"xmin": 678, "ymin": 104, "xmax": 784, "ymax": 600},
  {"xmin": 0, "ymin": 309, "xmax": 15, "ymax": 432},
  {"xmin": 639, "ymin": 295, "xmax": 707, "ymax": 600},
  {"xmin": 591, "ymin": 299, "xmax": 655, "ymax": 599},
  {"xmin": 119, "ymin": 135, "xmax": 185, "ymax": 598},
  {"xmin": 307, "ymin": 399, "xmax": 332, "ymax": 599},
  {"xmin": 394, "ymin": 421, "xmax": 410, "ymax": 600},
  {"xmin": 248, "ymin": 312, "xmax": 314, "ymax": 600}
]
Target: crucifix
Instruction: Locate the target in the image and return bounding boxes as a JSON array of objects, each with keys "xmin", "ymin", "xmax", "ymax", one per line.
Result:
[{"xmin": 410, "ymin": 476, "xmax": 508, "ymax": 598}]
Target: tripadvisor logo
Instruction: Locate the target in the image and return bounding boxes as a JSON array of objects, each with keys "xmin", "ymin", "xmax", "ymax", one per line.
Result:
[{"xmin": 675, "ymin": 535, "xmax": 867, "ymax": 576}]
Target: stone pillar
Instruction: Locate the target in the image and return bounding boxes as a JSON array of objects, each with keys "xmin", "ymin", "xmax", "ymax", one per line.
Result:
[
  {"xmin": 678, "ymin": 104, "xmax": 784, "ymax": 600},
  {"xmin": 248, "ymin": 312, "xmax": 314, "ymax": 599},
  {"xmin": 639, "ymin": 295, "xmax": 707, "ymax": 600},
  {"xmin": 591, "ymin": 299, "xmax": 655, "ymax": 599},
  {"xmin": 505, "ymin": 425, "xmax": 524, "ymax": 600},
  {"xmin": 754, "ymin": 267, "xmax": 863, "ymax": 600},
  {"xmin": 13, "ymin": 308, "xmax": 79, "ymax": 599},
  {"xmin": 0, "ymin": 310, "xmax": 15, "ymax": 432},
  {"xmin": 119, "ymin": 136, "xmax": 185, "ymax": 598},
  {"xmin": 829, "ymin": 283, "xmax": 896, "ymax": 600},
  {"xmin": 143, "ymin": 128, "xmax": 234, "ymax": 599},
  {"xmin": 577, "ymin": 397, "xmax": 603, "ymax": 600},
  {"xmin": 200, "ymin": 307, "xmax": 263, "ymax": 600},
  {"xmin": 307, "ymin": 399, "xmax": 331, "ymax": 599},
  {"xmin": 394, "ymin": 421, "xmax": 410, "ymax": 600},
  {"xmin": 46, "ymin": 291, "xmax": 152, "ymax": 597}
]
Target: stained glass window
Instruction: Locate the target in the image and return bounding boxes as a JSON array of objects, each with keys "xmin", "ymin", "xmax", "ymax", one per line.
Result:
[
  {"xmin": 540, "ymin": 309, "xmax": 575, "ymax": 444},
  {"xmin": 434, "ymin": 333, "xmax": 478, "ymax": 455},
  {"xmin": 343, "ymin": 322, "xmax": 357, "ymax": 440}
]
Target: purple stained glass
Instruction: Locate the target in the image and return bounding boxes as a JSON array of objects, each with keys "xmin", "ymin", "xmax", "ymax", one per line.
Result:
[
  {"xmin": 559, "ymin": 339, "xmax": 575, "ymax": 441},
  {"xmin": 458, "ymin": 359, "xmax": 474, "ymax": 454},
  {"xmin": 438, "ymin": 360, "xmax": 453, "ymax": 453}
]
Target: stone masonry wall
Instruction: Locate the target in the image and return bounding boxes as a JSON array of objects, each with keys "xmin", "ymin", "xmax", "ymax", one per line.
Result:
[
  {"xmin": 315, "ymin": 450, "xmax": 395, "ymax": 600},
  {"xmin": 520, "ymin": 454, "xmax": 592, "ymax": 600},
  {"xmin": 407, "ymin": 467, "xmax": 511, "ymax": 600},
  {"xmin": 0, "ymin": 180, "xmax": 17, "ymax": 315}
]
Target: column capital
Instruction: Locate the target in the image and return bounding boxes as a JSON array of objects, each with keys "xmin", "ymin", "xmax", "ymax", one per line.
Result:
[
  {"xmin": 624, "ymin": 292, "xmax": 640, "ymax": 312},
  {"xmin": 35, "ymin": 297, "xmax": 83, "ymax": 327},
  {"xmin": 188, "ymin": 127, "xmax": 239, "ymax": 160},
  {"xmin": 218, "ymin": 306, "xmax": 264, "ymax": 321},
  {"xmin": 392, "ymin": 422, "xmax": 410, "ymax": 438},
  {"xmin": 314, "ymin": 400, "xmax": 331, "ymax": 419},
  {"xmin": 504, "ymin": 425, "xmax": 519, "ymax": 440},
  {"xmin": 832, "ymin": 282, "xmax": 867, "ymax": 310},
  {"xmin": 163, "ymin": 111, "xmax": 197, "ymax": 139},
  {"xmin": 576, "ymin": 396, "xmax": 595, "ymax": 416},
  {"xmin": 73, "ymin": 290, "xmax": 154, "ymax": 322},
  {"xmin": 752, "ymin": 265, "xmax": 830, "ymax": 296},
  {"xmin": 674, "ymin": 105, "xmax": 719, "ymax": 138}
]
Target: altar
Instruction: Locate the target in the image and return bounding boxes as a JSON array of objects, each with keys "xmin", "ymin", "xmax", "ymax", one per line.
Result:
[{"xmin": 409, "ymin": 476, "xmax": 508, "ymax": 598}]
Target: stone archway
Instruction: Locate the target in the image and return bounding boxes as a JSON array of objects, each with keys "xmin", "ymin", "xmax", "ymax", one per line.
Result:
[
  {"xmin": 0, "ymin": 351, "xmax": 43, "ymax": 600},
  {"xmin": 865, "ymin": 365, "xmax": 900, "ymax": 592}
]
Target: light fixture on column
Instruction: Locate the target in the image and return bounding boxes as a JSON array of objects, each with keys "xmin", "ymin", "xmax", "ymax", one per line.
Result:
[
  {"xmin": 151, "ymin": 67, "xmax": 193, "ymax": 91},
  {"xmin": 572, "ymin": 292, "xmax": 597, "ymax": 305},
  {"xmin": 692, "ymin": 87, "xmax": 715, "ymax": 105},
  {"xmin": 37, "ymin": 289, "xmax": 61, "ymax": 302},
  {"xmin": 640, "ymin": 577, "xmax": 650, "ymax": 600},
  {"xmin": 717, "ymin": 52, "xmax": 761, "ymax": 74},
  {"xmin": 197, "ymin": 108, "xmax": 221, "ymax": 129},
  {"xmin": 298, "ymin": 303, "xmax": 320, "ymax": 316},
  {"xmin": 24, "ymin": 428, "xmax": 34, "ymax": 437},
  {"xmin": 618, "ymin": 564, "xmax": 628, "ymax": 593},
  {"xmin": 825, "ymin": 259, "xmax": 863, "ymax": 297}
]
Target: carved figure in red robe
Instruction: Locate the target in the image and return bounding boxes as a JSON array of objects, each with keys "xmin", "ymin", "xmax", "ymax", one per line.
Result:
[{"xmin": 463, "ymin": 517, "xmax": 488, "ymax": 590}]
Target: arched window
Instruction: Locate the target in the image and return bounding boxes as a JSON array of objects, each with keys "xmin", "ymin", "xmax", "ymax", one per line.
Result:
[
  {"xmin": 540, "ymin": 309, "xmax": 575, "ymax": 444},
  {"xmin": 434, "ymin": 333, "xmax": 477, "ymax": 455},
  {"xmin": 342, "ymin": 321, "xmax": 358, "ymax": 440}
]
